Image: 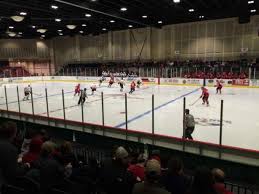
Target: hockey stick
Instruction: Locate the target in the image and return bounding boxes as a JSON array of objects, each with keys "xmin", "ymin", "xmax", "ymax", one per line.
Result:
[{"xmin": 189, "ymin": 97, "xmax": 201, "ymax": 106}]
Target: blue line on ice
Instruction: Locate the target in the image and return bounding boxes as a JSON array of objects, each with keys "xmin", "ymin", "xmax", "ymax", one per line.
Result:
[{"xmin": 114, "ymin": 88, "xmax": 200, "ymax": 128}]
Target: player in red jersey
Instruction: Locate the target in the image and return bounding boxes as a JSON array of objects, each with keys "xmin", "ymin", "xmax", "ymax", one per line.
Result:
[
  {"xmin": 216, "ymin": 80, "xmax": 223, "ymax": 94},
  {"xmin": 108, "ymin": 76, "xmax": 114, "ymax": 88},
  {"xmin": 90, "ymin": 84, "xmax": 97, "ymax": 95},
  {"xmin": 74, "ymin": 84, "xmax": 81, "ymax": 96},
  {"xmin": 129, "ymin": 81, "xmax": 136, "ymax": 94},
  {"xmin": 200, "ymin": 87, "xmax": 209, "ymax": 106}
]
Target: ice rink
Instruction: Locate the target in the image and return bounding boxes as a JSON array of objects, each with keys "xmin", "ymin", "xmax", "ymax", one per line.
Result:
[{"xmin": 1, "ymin": 81, "xmax": 259, "ymax": 151}]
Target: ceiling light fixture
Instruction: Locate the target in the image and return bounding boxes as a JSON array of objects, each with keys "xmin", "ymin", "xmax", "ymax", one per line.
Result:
[
  {"xmin": 32, "ymin": 25, "xmax": 36, "ymax": 29},
  {"xmin": 59, "ymin": 33, "xmax": 63, "ymax": 36},
  {"xmin": 9, "ymin": 26, "xmax": 14, "ymax": 29},
  {"xmin": 82, "ymin": 24, "xmax": 87, "ymax": 27},
  {"xmin": 79, "ymin": 31, "xmax": 84, "ymax": 34},
  {"xmin": 102, "ymin": 28, "xmax": 107, "ymax": 31},
  {"xmin": 173, "ymin": 0, "xmax": 180, "ymax": 3},
  {"xmin": 248, "ymin": 1, "xmax": 254, "ymax": 4},
  {"xmin": 55, "ymin": 18, "xmax": 62, "ymax": 22},
  {"xmin": 37, "ymin": 29, "xmax": 47, "ymax": 33},
  {"xmin": 110, "ymin": 20, "xmax": 115, "ymax": 23},
  {"xmin": 10, "ymin": 16, "xmax": 24, "ymax": 22},
  {"xmin": 20, "ymin": 12, "xmax": 27, "ymax": 16},
  {"xmin": 41, "ymin": 35, "xmax": 45, "ymax": 37},
  {"xmin": 189, "ymin": 9, "xmax": 194, "ymax": 12},
  {"xmin": 120, "ymin": 7, "xmax": 127, "ymax": 11},
  {"xmin": 128, "ymin": 25, "xmax": 133, "ymax": 28},
  {"xmin": 18, "ymin": 32, "xmax": 23, "ymax": 35},
  {"xmin": 250, "ymin": 9, "xmax": 256, "ymax": 13},
  {"xmin": 51, "ymin": 5, "xmax": 58, "ymax": 9},
  {"xmin": 66, "ymin": 24, "xmax": 77, "ymax": 29},
  {"xmin": 142, "ymin": 15, "xmax": 148, "ymax": 18},
  {"xmin": 58, "ymin": 30, "xmax": 62, "ymax": 32},
  {"xmin": 8, "ymin": 32, "xmax": 16, "ymax": 37},
  {"xmin": 85, "ymin": 13, "xmax": 92, "ymax": 17},
  {"xmin": 158, "ymin": 21, "xmax": 163, "ymax": 24}
]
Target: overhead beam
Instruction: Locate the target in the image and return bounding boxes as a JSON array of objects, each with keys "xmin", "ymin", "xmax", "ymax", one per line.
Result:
[{"xmin": 54, "ymin": 0, "xmax": 151, "ymax": 27}]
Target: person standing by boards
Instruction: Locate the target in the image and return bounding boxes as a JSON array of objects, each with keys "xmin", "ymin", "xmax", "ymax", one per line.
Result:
[
  {"xmin": 184, "ymin": 109, "xmax": 195, "ymax": 140},
  {"xmin": 78, "ymin": 88, "xmax": 88, "ymax": 105}
]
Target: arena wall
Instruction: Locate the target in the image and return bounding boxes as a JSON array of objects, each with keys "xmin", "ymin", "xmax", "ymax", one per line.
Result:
[{"xmin": 0, "ymin": 16, "xmax": 259, "ymax": 69}]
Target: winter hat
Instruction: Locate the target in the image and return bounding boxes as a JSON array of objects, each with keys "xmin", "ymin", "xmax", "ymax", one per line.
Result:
[{"xmin": 115, "ymin": 146, "xmax": 129, "ymax": 159}]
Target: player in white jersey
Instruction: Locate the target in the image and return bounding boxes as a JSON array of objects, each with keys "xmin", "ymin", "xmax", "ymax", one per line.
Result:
[
  {"xmin": 23, "ymin": 85, "xmax": 31, "ymax": 101},
  {"xmin": 118, "ymin": 79, "xmax": 125, "ymax": 92},
  {"xmin": 99, "ymin": 76, "xmax": 105, "ymax": 86},
  {"xmin": 90, "ymin": 84, "xmax": 97, "ymax": 95},
  {"xmin": 136, "ymin": 79, "xmax": 142, "ymax": 88}
]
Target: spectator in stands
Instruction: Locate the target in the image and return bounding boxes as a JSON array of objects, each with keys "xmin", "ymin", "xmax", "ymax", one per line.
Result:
[
  {"xmin": 20, "ymin": 128, "xmax": 36, "ymax": 157},
  {"xmin": 163, "ymin": 157, "xmax": 192, "ymax": 194},
  {"xmin": 212, "ymin": 168, "xmax": 233, "ymax": 194},
  {"xmin": 0, "ymin": 122, "xmax": 20, "ymax": 188},
  {"xmin": 188, "ymin": 166, "xmax": 217, "ymax": 194},
  {"xmin": 132, "ymin": 159, "xmax": 170, "ymax": 194},
  {"xmin": 59, "ymin": 141, "xmax": 77, "ymax": 167},
  {"xmin": 29, "ymin": 141, "xmax": 65, "ymax": 192},
  {"xmin": 100, "ymin": 146, "xmax": 136, "ymax": 194},
  {"xmin": 128, "ymin": 153, "xmax": 146, "ymax": 182},
  {"xmin": 22, "ymin": 137, "xmax": 43, "ymax": 165}
]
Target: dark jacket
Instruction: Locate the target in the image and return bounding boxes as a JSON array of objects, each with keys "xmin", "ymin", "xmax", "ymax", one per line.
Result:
[
  {"xmin": 133, "ymin": 182, "xmax": 170, "ymax": 194},
  {"xmin": 163, "ymin": 172, "xmax": 192, "ymax": 194},
  {"xmin": 0, "ymin": 139, "xmax": 19, "ymax": 188},
  {"xmin": 100, "ymin": 159, "xmax": 136, "ymax": 194}
]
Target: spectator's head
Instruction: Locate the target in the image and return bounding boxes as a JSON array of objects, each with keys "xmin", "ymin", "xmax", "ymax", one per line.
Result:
[
  {"xmin": 212, "ymin": 168, "xmax": 225, "ymax": 183},
  {"xmin": 150, "ymin": 150, "xmax": 161, "ymax": 163},
  {"xmin": 0, "ymin": 121, "xmax": 17, "ymax": 140},
  {"xmin": 29, "ymin": 137, "xmax": 43, "ymax": 153},
  {"xmin": 40, "ymin": 129, "xmax": 50, "ymax": 142},
  {"xmin": 60, "ymin": 141, "xmax": 73, "ymax": 155},
  {"xmin": 145, "ymin": 159, "xmax": 161, "ymax": 183},
  {"xmin": 130, "ymin": 152, "xmax": 146, "ymax": 165},
  {"xmin": 185, "ymin": 109, "xmax": 190, "ymax": 115},
  {"xmin": 192, "ymin": 166, "xmax": 215, "ymax": 194},
  {"xmin": 40, "ymin": 141, "xmax": 56, "ymax": 157},
  {"xmin": 114, "ymin": 146, "xmax": 129, "ymax": 166},
  {"xmin": 167, "ymin": 157, "xmax": 184, "ymax": 175}
]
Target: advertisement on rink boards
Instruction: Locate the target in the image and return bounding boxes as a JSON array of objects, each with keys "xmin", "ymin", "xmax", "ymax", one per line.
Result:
[
  {"xmin": 160, "ymin": 78, "xmax": 203, "ymax": 86},
  {"xmin": 249, "ymin": 80, "xmax": 259, "ymax": 87},
  {"xmin": 232, "ymin": 79, "xmax": 249, "ymax": 86},
  {"xmin": 141, "ymin": 77, "xmax": 157, "ymax": 83}
]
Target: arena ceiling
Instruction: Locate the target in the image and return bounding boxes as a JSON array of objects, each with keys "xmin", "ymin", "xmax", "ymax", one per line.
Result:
[{"xmin": 0, "ymin": 0, "xmax": 258, "ymax": 39}]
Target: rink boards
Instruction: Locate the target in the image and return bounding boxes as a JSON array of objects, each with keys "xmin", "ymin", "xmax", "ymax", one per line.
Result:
[
  {"xmin": 0, "ymin": 76, "xmax": 259, "ymax": 166},
  {"xmin": 1, "ymin": 76, "xmax": 259, "ymax": 88}
]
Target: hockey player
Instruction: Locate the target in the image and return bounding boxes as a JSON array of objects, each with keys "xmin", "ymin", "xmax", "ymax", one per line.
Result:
[
  {"xmin": 23, "ymin": 85, "xmax": 31, "ymax": 101},
  {"xmin": 74, "ymin": 83, "xmax": 81, "ymax": 96},
  {"xmin": 136, "ymin": 79, "xmax": 142, "ymax": 88},
  {"xmin": 129, "ymin": 81, "xmax": 136, "ymax": 94},
  {"xmin": 78, "ymin": 88, "xmax": 88, "ymax": 105},
  {"xmin": 108, "ymin": 76, "xmax": 115, "ymax": 88},
  {"xmin": 216, "ymin": 80, "xmax": 223, "ymax": 94},
  {"xmin": 99, "ymin": 76, "xmax": 105, "ymax": 87},
  {"xmin": 200, "ymin": 87, "xmax": 209, "ymax": 106},
  {"xmin": 90, "ymin": 84, "xmax": 97, "ymax": 95},
  {"xmin": 118, "ymin": 79, "xmax": 125, "ymax": 92}
]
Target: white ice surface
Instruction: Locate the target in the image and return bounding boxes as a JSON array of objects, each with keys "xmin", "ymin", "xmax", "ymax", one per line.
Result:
[{"xmin": 1, "ymin": 81, "xmax": 259, "ymax": 151}]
